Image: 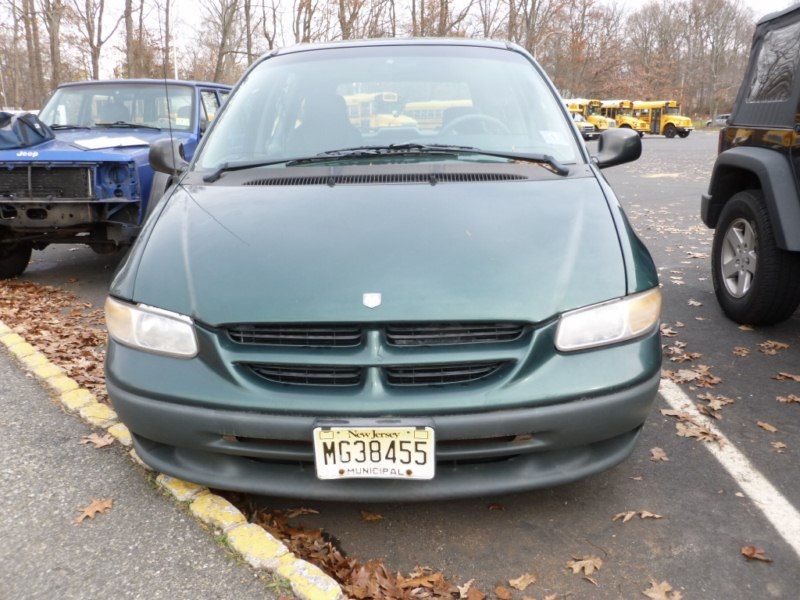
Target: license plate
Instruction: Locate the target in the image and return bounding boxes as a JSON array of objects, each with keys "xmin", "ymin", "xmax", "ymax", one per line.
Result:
[{"xmin": 312, "ymin": 426, "xmax": 435, "ymax": 480}]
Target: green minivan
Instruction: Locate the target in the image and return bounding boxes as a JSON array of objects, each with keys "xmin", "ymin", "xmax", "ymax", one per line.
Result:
[{"xmin": 105, "ymin": 39, "xmax": 661, "ymax": 500}]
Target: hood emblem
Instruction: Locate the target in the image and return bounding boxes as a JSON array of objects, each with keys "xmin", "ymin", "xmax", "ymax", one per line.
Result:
[{"xmin": 362, "ymin": 293, "xmax": 381, "ymax": 309}]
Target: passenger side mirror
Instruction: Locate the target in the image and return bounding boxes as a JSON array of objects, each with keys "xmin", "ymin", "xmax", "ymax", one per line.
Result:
[
  {"xmin": 149, "ymin": 138, "xmax": 189, "ymax": 175},
  {"xmin": 594, "ymin": 128, "xmax": 641, "ymax": 168}
]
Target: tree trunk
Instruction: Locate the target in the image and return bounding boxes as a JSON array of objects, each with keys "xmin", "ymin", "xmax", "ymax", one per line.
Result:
[{"xmin": 124, "ymin": 0, "xmax": 134, "ymax": 76}]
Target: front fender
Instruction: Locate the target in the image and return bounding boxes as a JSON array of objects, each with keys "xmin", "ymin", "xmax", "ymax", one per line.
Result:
[{"xmin": 704, "ymin": 146, "xmax": 800, "ymax": 251}]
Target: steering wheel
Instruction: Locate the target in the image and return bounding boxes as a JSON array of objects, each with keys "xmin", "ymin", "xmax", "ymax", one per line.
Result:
[{"xmin": 439, "ymin": 113, "xmax": 511, "ymax": 136}]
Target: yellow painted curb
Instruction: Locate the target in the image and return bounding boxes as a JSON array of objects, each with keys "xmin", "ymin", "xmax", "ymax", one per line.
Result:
[
  {"xmin": 190, "ymin": 492, "xmax": 247, "ymax": 533},
  {"xmin": 61, "ymin": 388, "xmax": 96, "ymax": 412},
  {"xmin": 78, "ymin": 402, "xmax": 118, "ymax": 427},
  {"xmin": 9, "ymin": 341, "xmax": 36, "ymax": 358},
  {"xmin": 32, "ymin": 362, "xmax": 64, "ymax": 379},
  {"xmin": 21, "ymin": 352, "xmax": 49, "ymax": 369},
  {"xmin": 45, "ymin": 374, "xmax": 79, "ymax": 394},
  {"xmin": 107, "ymin": 422, "xmax": 132, "ymax": 447},
  {"xmin": 0, "ymin": 317, "xmax": 346, "ymax": 600},
  {"xmin": 227, "ymin": 523, "xmax": 291, "ymax": 570},
  {"xmin": 0, "ymin": 332, "xmax": 25, "ymax": 347},
  {"xmin": 156, "ymin": 474, "xmax": 206, "ymax": 502}
]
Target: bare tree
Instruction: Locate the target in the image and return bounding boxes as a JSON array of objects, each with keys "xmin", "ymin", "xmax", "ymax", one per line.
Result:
[{"xmin": 71, "ymin": 0, "xmax": 123, "ymax": 79}]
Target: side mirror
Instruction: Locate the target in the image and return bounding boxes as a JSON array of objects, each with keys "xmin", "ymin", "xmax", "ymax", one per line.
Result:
[
  {"xmin": 594, "ymin": 128, "xmax": 642, "ymax": 168},
  {"xmin": 149, "ymin": 138, "xmax": 189, "ymax": 175}
]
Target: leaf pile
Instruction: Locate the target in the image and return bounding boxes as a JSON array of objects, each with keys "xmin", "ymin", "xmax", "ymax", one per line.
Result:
[
  {"xmin": 660, "ymin": 409, "xmax": 721, "ymax": 444},
  {"xmin": 230, "ymin": 497, "xmax": 465, "ymax": 599},
  {"xmin": 662, "ymin": 364, "xmax": 721, "ymax": 387},
  {"xmin": 0, "ymin": 281, "xmax": 107, "ymax": 402}
]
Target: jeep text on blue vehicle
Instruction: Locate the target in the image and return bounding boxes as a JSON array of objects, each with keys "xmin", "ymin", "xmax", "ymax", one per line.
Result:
[{"xmin": 0, "ymin": 79, "xmax": 231, "ymax": 278}]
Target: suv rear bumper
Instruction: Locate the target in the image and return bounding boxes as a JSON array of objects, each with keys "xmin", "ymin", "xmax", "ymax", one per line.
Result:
[{"xmin": 110, "ymin": 369, "xmax": 660, "ymax": 501}]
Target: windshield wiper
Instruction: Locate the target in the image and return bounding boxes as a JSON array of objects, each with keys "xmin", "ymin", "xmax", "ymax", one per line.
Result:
[
  {"xmin": 202, "ymin": 143, "xmax": 569, "ymax": 183},
  {"xmin": 289, "ymin": 143, "xmax": 570, "ymax": 175},
  {"xmin": 50, "ymin": 124, "xmax": 91, "ymax": 130},
  {"xmin": 95, "ymin": 121, "xmax": 161, "ymax": 131}
]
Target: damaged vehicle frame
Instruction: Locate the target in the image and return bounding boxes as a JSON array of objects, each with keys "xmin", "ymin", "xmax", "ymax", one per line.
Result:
[{"xmin": 0, "ymin": 79, "xmax": 230, "ymax": 278}]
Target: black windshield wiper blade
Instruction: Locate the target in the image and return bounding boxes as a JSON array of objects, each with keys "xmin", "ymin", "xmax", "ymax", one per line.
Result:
[
  {"xmin": 202, "ymin": 147, "xmax": 459, "ymax": 182},
  {"xmin": 50, "ymin": 124, "xmax": 91, "ymax": 130},
  {"xmin": 301, "ymin": 143, "xmax": 569, "ymax": 175},
  {"xmin": 420, "ymin": 144, "xmax": 570, "ymax": 176},
  {"xmin": 95, "ymin": 121, "xmax": 161, "ymax": 131}
]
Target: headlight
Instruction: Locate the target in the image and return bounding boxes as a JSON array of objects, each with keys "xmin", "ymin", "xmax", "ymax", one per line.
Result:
[
  {"xmin": 555, "ymin": 288, "xmax": 661, "ymax": 352},
  {"xmin": 105, "ymin": 297, "xmax": 198, "ymax": 358}
]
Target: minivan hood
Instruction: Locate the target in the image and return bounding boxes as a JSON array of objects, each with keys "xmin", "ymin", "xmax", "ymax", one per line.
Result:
[{"xmin": 125, "ymin": 176, "xmax": 626, "ymax": 325}]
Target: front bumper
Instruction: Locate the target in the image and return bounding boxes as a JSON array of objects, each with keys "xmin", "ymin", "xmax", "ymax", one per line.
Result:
[{"xmin": 108, "ymin": 344, "xmax": 661, "ymax": 500}]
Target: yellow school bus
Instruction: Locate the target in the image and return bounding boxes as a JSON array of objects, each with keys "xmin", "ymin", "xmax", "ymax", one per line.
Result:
[
  {"xmin": 600, "ymin": 100, "xmax": 648, "ymax": 136},
  {"xmin": 403, "ymin": 99, "xmax": 473, "ymax": 131},
  {"xmin": 343, "ymin": 92, "xmax": 418, "ymax": 130},
  {"xmin": 632, "ymin": 100, "xmax": 694, "ymax": 138},
  {"xmin": 564, "ymin": 98, "xmax": 616, "ymax": 131}
]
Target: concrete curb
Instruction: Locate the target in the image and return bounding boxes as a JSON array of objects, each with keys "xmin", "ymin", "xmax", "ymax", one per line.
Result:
[{"xmin": 0, "ymin": 318, "xmax": 345, "ymax": 600}]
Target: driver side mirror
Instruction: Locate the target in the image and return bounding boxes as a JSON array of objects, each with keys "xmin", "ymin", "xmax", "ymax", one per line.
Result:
[
  {"xmin": 594, "ymin": 128, "xmax": 641, "ymax": 168},
  {"xmin": 149, "ymin": 138, "xmax": 189, "ymax": 175}
]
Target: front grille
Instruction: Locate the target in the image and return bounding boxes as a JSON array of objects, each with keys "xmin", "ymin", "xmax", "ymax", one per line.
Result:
[
  {"xmin": 385, "ymin": 361, "xmax": 505, "ymax": 386},
  {"xmin": 228, "ymin": 324, "xmax": 362, "ymax": 347},
  {"xmin": 243, "ymin": 172, "xmax": 529, "ymax": 187},
  {"xmin": 0, "ymin": 166, "xmax": 92, "ymax": 199},
  {"xmin": 248, "ymin": 364, "xmax": 362, "ymax": 386},
  {"xmin": 386, "ymin": 322, "xmax": 524, "ymax": 347}
]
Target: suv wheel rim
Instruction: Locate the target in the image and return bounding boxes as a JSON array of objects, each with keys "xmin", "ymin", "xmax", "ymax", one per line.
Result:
[{"xmin": 721, "ymin": 218, "xmax": 757, "ymax": 298}]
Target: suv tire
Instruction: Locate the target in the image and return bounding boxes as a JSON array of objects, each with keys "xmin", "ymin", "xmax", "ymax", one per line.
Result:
[
  {"xmin": 712, "ymin": 190, "xmax": 800, "ymax": 325},
  {"xmin": 0, "ymin": 240, "xmax": 32, "ymax": 279}
]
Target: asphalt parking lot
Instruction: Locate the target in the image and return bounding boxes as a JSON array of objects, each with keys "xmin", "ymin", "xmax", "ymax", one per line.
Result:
[{"xmin": 15, "ymin": 130, "xmax": 800, "ymax": 598}]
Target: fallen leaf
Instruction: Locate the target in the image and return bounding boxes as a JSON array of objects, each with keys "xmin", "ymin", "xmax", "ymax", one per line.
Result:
[
  {"xmin": 360, "ymin": 510, "xmax": 384, "ymax": 522},
  {"xmin": 757, "ymin": 421, "xmax": 778, "ymax": 433},
  {"xmin": 630, "ymin": 475, "xmax": 644, "ymax": 481},
  {"xmin": 738, "ymin": 324, "xmax": 754, "ymax": 331},
  {"xmin": 758, "ymin": 340, "xmax": 789, "ymax": 356},
  {"xmin": 697, "ymin": 392, "xmax": 735, "ymax": 411},
  {"xmin": 675, "ymin": 421, "xmax": 721, "ymax": 444},
  {"xmin": 660, "ymin": 325, "xmax": 678, "ymax": 337},
  {"xmin": 583, "ymin": 575, "xmax": 598, "ymax": 586},
  {"xmin": 613, "ymin": 510, "xmax": 637, "ymax": 523},
  {"xmin": 771, "ymin": 441, "xmax": 787, "ymax": 453},
  {"xmin": 508, "ymin": 573, "xmax": 537, "ymax": 591},
  {"xmin": 643, "ymin": 579, "xmax": 682, "ymax": 599},
  {"xmin": 466, "ymin": 587, "xmax": 486, "ymax": 600},
  {"xmin": 80, "ymin": 433, "xmax": 115, "ymax": 448},
  {"xmin": 285, "ymin": 507, "xmax": 319, "ymax": 518},
  {"xmin": 74, "ymin": 498, "xmax": 113, "ymax": 524},
  {"xmin": 687, "ymin": 299, "xmax": 702, "ymax": 306},
  {"xmin": 674, "ymin": 321, "xmax": 685, "ymax": 328},
  {"xmin": 458, "ymin": 579, "xmax": 475, "ymax": 598},
  {"xmin": 494, "ymin": 585, "xmax": 512, "ymax": 600},
  {"xmin": 735, "ymin": 491, "xmax": 745, "ymax": 497},
  {"xmin": 732, "ymin": 346, "xmax": 749, "ymax": 357},
  {"xmin": 650, "ymin": 447, "xmax": 669, "ymax": 461},
  {"xmin": 777, "ymin": 394, "xmax": 800, "ymax": 404},
  {"xmin": 741, "ymin": 546, "xmax": 772, "ymax": 562},
  {"xmin": 487, "ymin": 503, "xmax": 504, "ymax": 511},
  {"xmin": 566, "ymin": 555, "xmax": 602, "ymax": 576},
  {"xmin": 640, "ymin": 510, "xmax": 663, "ymax": 520},
  {"xmin": 774, "ymin": 372, "xmax": 800, "ymax": 382},
  {"xmin": 467, "ymin": 587, "xmax": 486, "ymax": 600},
  {"xmin": 686, "ymin": 251, "xmax": 708, "ymax": 259}
]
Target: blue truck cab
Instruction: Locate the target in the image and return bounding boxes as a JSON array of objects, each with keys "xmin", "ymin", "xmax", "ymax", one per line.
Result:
[{"xmin": 0, "ymin": 79, "xmax": 231, "ymax": 277}]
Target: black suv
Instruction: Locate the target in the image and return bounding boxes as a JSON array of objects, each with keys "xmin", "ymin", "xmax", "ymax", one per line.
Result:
[{"xmin": 702, "ymin": 4, "xmax": 800, "ymax": 325}]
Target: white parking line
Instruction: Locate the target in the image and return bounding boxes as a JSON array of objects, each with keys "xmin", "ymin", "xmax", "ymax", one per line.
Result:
[{"xmin": 659, "ymin": 378, "xmax": 800, "ymax": 560}]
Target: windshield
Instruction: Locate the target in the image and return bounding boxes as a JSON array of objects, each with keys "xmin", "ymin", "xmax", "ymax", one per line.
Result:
[
  {"xmin": 665, "ymin": 106, "xmax": 680, "ymax": 115},
  {"xmin": 39, "ymin": 83, "xmax": 194, "ymax": 131},
  {"xmin": 196, "ymin": 45, "xmax": 580, "ymax": 170}
]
